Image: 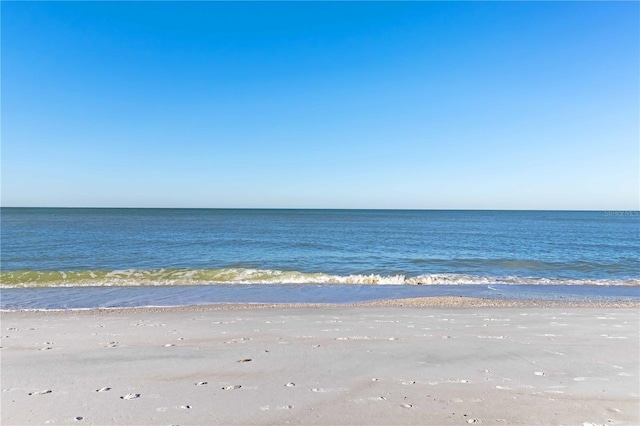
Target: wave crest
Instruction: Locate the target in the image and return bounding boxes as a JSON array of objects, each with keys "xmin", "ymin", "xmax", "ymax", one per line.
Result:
[{"xmin": 1, "ymin": 268, "xmax": 638, "ymax": 288}]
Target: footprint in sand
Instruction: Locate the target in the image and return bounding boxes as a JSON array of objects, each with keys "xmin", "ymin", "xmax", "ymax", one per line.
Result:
[
  {"xmin": 195, "ymin": 381, "xmax": 208, "ymax": 386},
  {"xmin": 74, "ymin": 416, "xmax": 84, "ymax": 421},
  {"xmin": 239, "ymin": 359, "xmax": 252, "ymax": 363},
  {"xmin": 222, "ymin": 385, "xmax": 241, "ymax": 390},
  {"xmin": 534, "ymin": 372, "xmax": 546, "ymax": 376},
  {"xmin": 401, "ymin": 403, "xmax": 413, "ymax": 408},
  {"xmin": 164, "ymin": 344, "xmax": 175, "ymax": 347},
  {"xmin": 120, "ymin": 393, "xmax": 140, "ymax": 400},
  {"xmin": 179, "ymin": 405, "xmax": 191, "ymax": 410},
  {"xmin": 28, "ymin": 390, "xmax": 52, "ymax": 396},
  {"xmin": 95, "ymin": 387, "xmax": 111, "ymax": 392},
  {"xmin": 311, "ymin": 388, "xmax": 326, "ymax": 393},
  {"xmin": 285, "ymin": 383, "xmax": 295, "ymax": 387}
]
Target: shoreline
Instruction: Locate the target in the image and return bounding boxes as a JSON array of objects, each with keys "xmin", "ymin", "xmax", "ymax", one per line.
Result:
[{"xmin": 2, "ymin": 296, "xmax": 639, "ymax": 317}]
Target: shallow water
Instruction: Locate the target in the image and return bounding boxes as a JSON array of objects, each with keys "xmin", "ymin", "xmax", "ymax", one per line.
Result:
[{"xmin": 2, "ymin": 284, "xmax": 638, "ymax": 310}]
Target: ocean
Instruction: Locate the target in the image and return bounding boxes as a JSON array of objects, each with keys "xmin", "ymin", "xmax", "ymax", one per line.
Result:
[{"xmin": 1, "ymin": 208, "xmax": 638, "ymax": 309}]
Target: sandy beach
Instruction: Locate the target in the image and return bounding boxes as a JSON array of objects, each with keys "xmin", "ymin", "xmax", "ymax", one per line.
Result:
[{"xmin": 2, "ymin": 298, "xmax": 639, "ymax": 425}]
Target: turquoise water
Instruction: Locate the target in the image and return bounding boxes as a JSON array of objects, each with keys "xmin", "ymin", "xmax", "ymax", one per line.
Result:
[{"xmin": 1, "ymin": 208, "xmax": 638, "ymax": 309}]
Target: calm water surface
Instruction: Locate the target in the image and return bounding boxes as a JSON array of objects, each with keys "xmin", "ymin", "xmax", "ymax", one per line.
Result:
[{"xmin": 1, "ymin": 208, "xmax": 638, "ymax": 309}]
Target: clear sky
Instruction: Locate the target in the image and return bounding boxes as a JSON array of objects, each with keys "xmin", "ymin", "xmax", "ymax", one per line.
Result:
[{"xmin": 2, "ymin": 1, "xmax": 638, "ymax": 209}]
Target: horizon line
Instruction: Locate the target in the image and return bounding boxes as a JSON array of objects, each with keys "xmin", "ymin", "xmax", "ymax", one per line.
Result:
[{"xmin": 1, "ymin": 206, "xmax": 638, "ymax": 212}]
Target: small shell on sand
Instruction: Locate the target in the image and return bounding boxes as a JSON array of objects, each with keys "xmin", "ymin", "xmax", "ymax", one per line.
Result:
[
  {"xmin": 120, "ymin": 393, "xmax": 140, "ymax": 400},
  {"xmin": 222, "ymin": 385, "xmax": 241, "ymax": 390},
  {"xmin": 28, "ymin": 390, "xmax": 52, "ymax": 396}
]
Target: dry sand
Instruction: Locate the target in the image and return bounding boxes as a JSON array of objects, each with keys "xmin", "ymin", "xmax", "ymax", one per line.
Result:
[{"xmin": 1, "ymin": 298, "xmax": 639, "ymax": 425}]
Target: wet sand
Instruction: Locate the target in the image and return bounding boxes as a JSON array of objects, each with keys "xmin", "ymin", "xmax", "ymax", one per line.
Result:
[{"xmin": 2, "ymin": 298, "xmax": 639, "ymax": 425}]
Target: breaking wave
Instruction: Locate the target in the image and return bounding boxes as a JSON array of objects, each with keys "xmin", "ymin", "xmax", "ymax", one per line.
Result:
[{"xmin": 1, "ymin": 268, "xmax": 638, "ymax": 288}]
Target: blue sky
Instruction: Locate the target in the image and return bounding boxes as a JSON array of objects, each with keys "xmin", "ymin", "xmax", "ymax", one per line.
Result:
[{"xmin": 2, "ymin": 2, "xmax": 638, "ymax": 209}]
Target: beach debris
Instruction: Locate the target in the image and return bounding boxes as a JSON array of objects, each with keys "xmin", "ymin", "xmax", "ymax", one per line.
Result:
[
  {"xmin": 222, "ymin": 385, "xmax": 241, "ymax": 390},
  {"xmin": 239, "ymin": 358, "xmax": 252, "ymax": 363},
  {"xmin": 74, "ymin": 416, "xmax": 84, "ymax": 421},
  {"xmin": 95, "ymin": 387, "xmax": 111, "ymax": 392},
  {"xmin": 120, "ymin": 393, "xmax": 140, "ymax": 400},
  {"xmin": 195, "ymin": 381, "xmax": 208, "ymax": 386},
  {"xmin": 285, "ymin": 382, "xmax": 295, "ymax": 387},
  {"xmin": 28, "ymin": 390, "xmax": 52, "ymax": 396}
]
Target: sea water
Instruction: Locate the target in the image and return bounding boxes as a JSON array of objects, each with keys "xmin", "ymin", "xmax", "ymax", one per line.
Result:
[{"xmin": 1, "ymin": 208, "xmax": 638, "ymax": 309}]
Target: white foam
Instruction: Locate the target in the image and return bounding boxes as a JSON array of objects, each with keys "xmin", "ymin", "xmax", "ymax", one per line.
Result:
[{"xmin": 2, "ymin": 268, "xmax": 638, "ymax": 288}]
